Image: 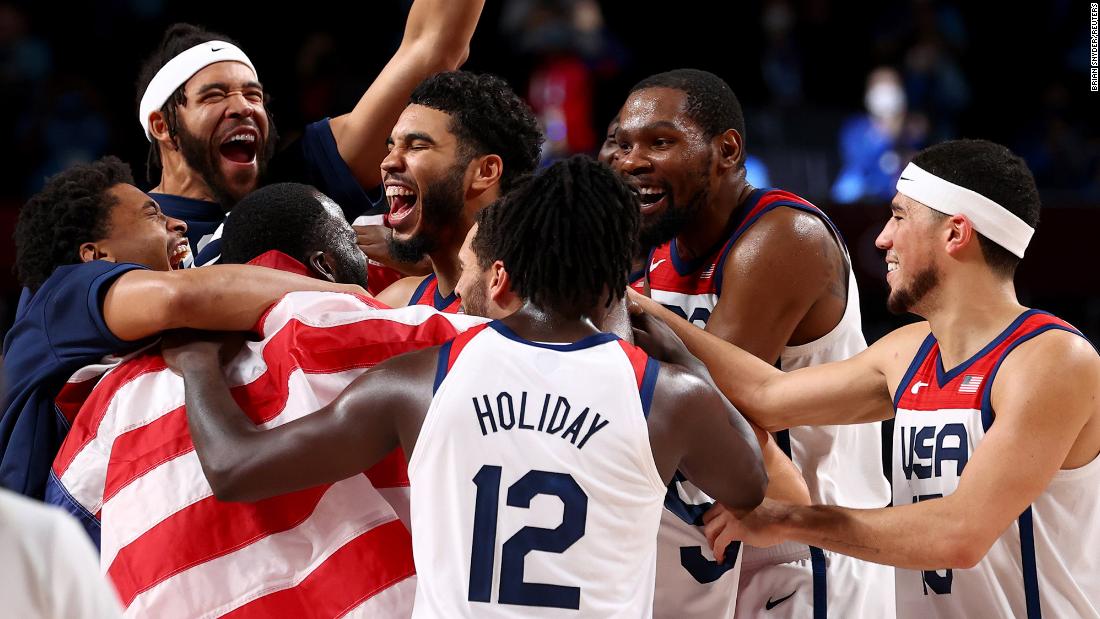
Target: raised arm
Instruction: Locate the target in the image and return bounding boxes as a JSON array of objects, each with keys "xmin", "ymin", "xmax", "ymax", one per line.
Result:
[
  {"xmin": 706, "ymin": 330, "xmax": 1100, "ymax": 569},
  {"xmin": 102, "ymin": 265, "xmax": 366, "ymax": 342},
  {"xmin": 164, "ymin": 337, "xmax": 437, "ymax": 502},
  {"xmin": 329, "ymin": 0, "xmax": 486, "ymax": 188},
  {"xmin": 631, "ymin": 291, "xmax": 911, "ymax": 431}
]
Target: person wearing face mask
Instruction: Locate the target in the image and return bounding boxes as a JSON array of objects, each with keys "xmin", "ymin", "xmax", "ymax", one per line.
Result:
[{"xmin": 832, "ymin": 67, "xmax": 927, "ymax": 204}]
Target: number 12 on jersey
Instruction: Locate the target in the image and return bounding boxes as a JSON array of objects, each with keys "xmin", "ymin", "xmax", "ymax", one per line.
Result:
[{"xmin": 468, "ymin": 465, "xmax": 589, "ymax": 609}]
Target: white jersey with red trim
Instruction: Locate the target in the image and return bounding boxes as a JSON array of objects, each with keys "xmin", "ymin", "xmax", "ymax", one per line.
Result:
[
  {"xmin": 634, "ymin": 188, "xmax": 892, "ymax": 617},
  {"xmin": 893, "ymin": 310, "xmax": 1100, "ymax": 619},
  {"xmin": 408, "ymin": 322, "xmax": 665, "ymax": 618}
]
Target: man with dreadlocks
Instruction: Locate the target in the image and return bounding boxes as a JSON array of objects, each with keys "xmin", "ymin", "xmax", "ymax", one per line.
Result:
[{"xmin": 163, "ymin": 156, "xmax": 769, "ymax": 617}]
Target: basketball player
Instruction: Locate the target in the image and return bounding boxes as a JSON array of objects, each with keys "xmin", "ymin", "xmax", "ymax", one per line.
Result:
[
  {"xmin": 612, "ymin": 69, "xmax": 894, "ymax": 617},
  {"xmin": 374, "ymin": 71, "xmax": 542, "ymax": 312},
  {"xmin": 0, "ymin": 159, "xmax": 364, "ymax": 499},
  {"xmin": 136, "ymin": 0, "xmax": 484, "ymax": 267},
  {"xmin": 634, "ymin": 139, "xmax": 1100, "ymax": 619},
  {"xmin": 165, "ymin": 156, "xmax": 769, "ymax": 617}
]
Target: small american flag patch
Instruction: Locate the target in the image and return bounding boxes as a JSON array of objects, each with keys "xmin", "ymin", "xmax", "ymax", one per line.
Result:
[
  {"xmin": 958, "ymin": 374, "xmax": 983, "ymax": 394},
  {"xmin": 700, "ymin": 264, "xmax": 716, "ymax": 280}
]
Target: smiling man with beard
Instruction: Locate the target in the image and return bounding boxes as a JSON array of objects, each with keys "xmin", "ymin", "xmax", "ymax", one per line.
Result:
[
  {"xmin": 374, "ymin": 71, "xmax": 543, "ymax": 312},
  {"xmin": 612, "ymin": 69, "xmax": 895, "ymax": 618},
  {"xmin": 634, "ymin": 139, "xmax": 1100, "ymax": 619},
  {"xmin": 135, "ymin": 0, "xmax": 484, "ymax": 268}
]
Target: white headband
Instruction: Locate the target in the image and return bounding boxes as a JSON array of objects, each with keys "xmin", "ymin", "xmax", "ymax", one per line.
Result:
[
  {"xmin": 139, "ymin": 40, "xmax": 257, "ymax": 141},
  {"xmin": 895, "ymin": 162, "xmax": 1034, "ymax": 258}
]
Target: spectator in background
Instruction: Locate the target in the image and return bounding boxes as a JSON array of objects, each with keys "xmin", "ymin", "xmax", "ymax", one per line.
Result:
[
  {"xmin": 832, "ymin": 66, "xmax": 925, "ymax": 203},
  {"xmin": 502, "ymin": 0, "xmax": 617, "ymax": 162}
]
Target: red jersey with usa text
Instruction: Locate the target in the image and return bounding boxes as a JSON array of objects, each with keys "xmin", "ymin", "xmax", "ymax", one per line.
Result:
[
  {"xmin": 892, "ymin": 309, "xmax": 1100, "ymax": 619},
  {"xmin": 409, "ymin": 273, "xmax": 463, "ymax": 313}
]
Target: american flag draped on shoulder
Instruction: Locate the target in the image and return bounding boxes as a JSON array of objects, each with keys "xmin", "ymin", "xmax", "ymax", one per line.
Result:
[{"xmin": 47, "ymin": 290, "xmax": 487, "ymax": 618}]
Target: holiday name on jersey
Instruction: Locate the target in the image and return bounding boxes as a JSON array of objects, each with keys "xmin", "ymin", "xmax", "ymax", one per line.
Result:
[{"xmin": 471, "ymin": 391, "xmax": 610, "ymax": 450}]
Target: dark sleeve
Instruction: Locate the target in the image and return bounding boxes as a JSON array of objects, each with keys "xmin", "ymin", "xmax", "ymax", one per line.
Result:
[
  {"xmin": 266, "ymin": 118, "xmax": 385, "ymax": 222},
  {"xmin": 44, "ymin": 261, "xmax": 151, "ymax": 364}
]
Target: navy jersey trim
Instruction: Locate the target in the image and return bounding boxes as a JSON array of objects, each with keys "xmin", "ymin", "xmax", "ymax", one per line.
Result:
[
  {"xmin": 935, "ymin": 309, "xmax": 1043, "ymax": 387},
  {"xmin": 810, "ymin": 546, "xmax": 828, "ymax": 619},
  {"xmin": 714, "ymin": 193, "xmax": 843, "ymax": 298},
  {"xmin": 409, "ymin": 274, "xmax": 435, "ymax": 307},
  {"xmin": 664, "ymin": 470, "xmax": 711, "ymax": 526},
  {"xmin": 893, "ymin": 332, "xmax": 938, "ymax": 409},
  {"xmin": 638, "ymin": 358, "xmax": 660, "ymax": 419},
  {"xmin": 433, "ymin": 340, "xmax": 454, "ymax": 394},
  {"xmin": 86, "ymin": 262, "xmax": 149, "ymax": 347},
  {"xmin": 979, "ymin": 322, "xmax": 1082, "ymax": 432},
  {"xmin": 1018, "ymin": 507, "xmax": 1042, "ymax": 618},
  {"xmin": 433, "ymin": 285, "xmax": 458, "ymax": 311},
  {"xmin": 487, "ymin": 321, "xmax": 619, "ymax": 351}
]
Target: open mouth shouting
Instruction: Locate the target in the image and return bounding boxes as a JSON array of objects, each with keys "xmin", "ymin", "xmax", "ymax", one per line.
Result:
[
  {"xmin": 218, "ymin": 127, "xmax": 259, "ymax": 167},
  {"xmin": 385, "ymin": 181, "xmax": 420, "ymax": 233},
  {"xmin": 169, "ymin": 238, "xmax": 192, "ymax": 270}
]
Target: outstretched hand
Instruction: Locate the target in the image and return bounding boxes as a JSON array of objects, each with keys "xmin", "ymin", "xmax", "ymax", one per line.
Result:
[{"xmin": 161, "ymin": 330, "xmax": 246, "ymax": 375}]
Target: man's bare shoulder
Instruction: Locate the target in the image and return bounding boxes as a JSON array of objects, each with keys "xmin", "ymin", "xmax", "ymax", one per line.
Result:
[{"xmin": 376, "ymin": 274, "xmax": 431, "ymax": 308}]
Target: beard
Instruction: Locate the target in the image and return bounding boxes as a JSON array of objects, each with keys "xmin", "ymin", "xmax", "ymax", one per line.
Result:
[
  {"xmin": 459, "ymin": 277, "xmax": 490, "ymax": 318},
  {"xmin": 175, "ymin": 117, "xmax": 277, "ymax": 209},
  {"xmin": 637, "ymin": 153, "xmax": 712, "ymax": 249},
  {"xmin": 389, "ymin": 161, "xmax": 467, "ymax": 263},
  {"xmin": 887, "ymin": 262, "xmax": 941, "ymax": 315}
]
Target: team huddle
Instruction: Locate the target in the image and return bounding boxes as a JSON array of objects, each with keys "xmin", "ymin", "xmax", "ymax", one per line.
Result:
[{"xmin": 1, "ymin": 1, "xmax": 1098, "ymax": 618}]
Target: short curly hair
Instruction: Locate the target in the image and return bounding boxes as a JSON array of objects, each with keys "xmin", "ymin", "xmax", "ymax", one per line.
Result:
[
  {"xmin": 15, "ymin": 157, "xmax": 134, "ymax": 291},
  {"xmin": 473, "ymin": 155, "xmax": 639, "ymax": 318},
  {"xmin": 630, "ymin": 69, "xmax": 746, "ymax": 142},
  {"xmin": 410, "ymin": 71, "xmax": 543, "ymax": 192}
]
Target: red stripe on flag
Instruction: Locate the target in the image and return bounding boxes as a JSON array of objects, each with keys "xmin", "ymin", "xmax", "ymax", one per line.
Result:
[
  {"xmin": 365, "ymin": 448, "xmax": 410, "ymax": 488},
  {"xmin": 55, "ymin": 375, "xmax": 103, "ymax": 425},
  {"xmin": 220, "ymin": 520, "xmax": 415, "ymax": 619},
  {"xmin": 54, "ymin": 353, "xmax": 168, "ymax": 477},
  {"xmin": 103, "ymin": 406, "xmax": 190, "ymax": 503},
  {"xmin": 57, "ymin": 313, "xmax": 464, "ymax": 478},
  {"xmin": 108, "ymin": 485, "xmax": 330, "ymax": 606}
]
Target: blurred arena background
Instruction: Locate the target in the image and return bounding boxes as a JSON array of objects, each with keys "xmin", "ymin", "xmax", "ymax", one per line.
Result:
[{"xmin": 0, "ymin": 0, "xmax": 1096, "ymax": 343}]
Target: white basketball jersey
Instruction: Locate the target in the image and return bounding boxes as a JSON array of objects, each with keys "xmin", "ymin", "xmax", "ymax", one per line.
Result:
[
  {"xmin": 634, "ymin": 191, "xmax": 891, "ymax": 615},
  {"xmin": 893, "ymin": 310, "xmax": 1100, "ymax": 619},
  {"xmin": 407, "ymin": 322, "xmax": 666, "ymax": 618}
]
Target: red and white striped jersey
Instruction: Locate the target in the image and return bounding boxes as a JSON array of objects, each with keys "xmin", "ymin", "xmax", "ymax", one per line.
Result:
[
  {"xmin": 893, "ymin": 310, "xmax": 1100, "ymax": 619},
  {"xmin": 48, "ymin": 290, "xmax": 487, "ymax": 618}
]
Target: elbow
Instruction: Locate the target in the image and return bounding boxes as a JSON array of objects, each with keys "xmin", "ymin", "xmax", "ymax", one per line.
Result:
[
  {"xmin": 403, "ymin": 38, "xmax": 469, "ymax": 73},
  {"xmin": 728, "ymin": 464, "xmax": 768, "ymax": 515},
  {"xmin": 200, "ymin": 460, "xmax": 251, "ymax": 503},
  {"xmin": 938, "ymin": 524, "xmax": 994, "ymax": 569}
]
